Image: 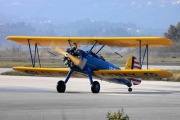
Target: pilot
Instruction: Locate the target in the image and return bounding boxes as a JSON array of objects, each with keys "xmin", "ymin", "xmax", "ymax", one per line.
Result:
[
  {"xmin": 70, "ymin": 43, "xmax": 77, "ymax": 53},
  {"xmin": 99, "ymin": 54, "xmax": 105, "ymax": 61},
  {"xmin": 90, "ymin": 51, "xmax": 97, "ymax": 58}
]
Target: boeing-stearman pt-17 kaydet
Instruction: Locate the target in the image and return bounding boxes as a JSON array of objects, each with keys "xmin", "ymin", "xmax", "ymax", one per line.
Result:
[{"xmin": 6, "ymin": 36, "xmax": 173, "ymax": 93}]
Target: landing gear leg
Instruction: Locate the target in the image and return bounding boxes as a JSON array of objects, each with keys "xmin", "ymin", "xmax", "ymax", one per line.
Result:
[
  {"xmin": 87, "ymin": 68, "xmax": 100, "ymax": 93},
  {"xmin": 57, "ymin": 69, "xmax": 73, "ymax": 93}
]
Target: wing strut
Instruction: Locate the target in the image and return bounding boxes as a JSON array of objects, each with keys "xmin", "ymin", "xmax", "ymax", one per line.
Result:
[
  {"xmin": 141, "ymin": 45, "xmax": 148, "ymax": 69},
  {"xmin": 68, "ymin": 40, "xmax": 72, "ymax": 48},
  {"xmin": 138, "ymin": 40, "xmax": 149, "ymax": 69},
  {"xmin": 139, "ymin": 40, "xmax": 141, "ymax": 68},
  {"xmin": 147, "ymin": 45, "xmax": 148, "ymax": 69},
  {"xmin": 88, "ymin": 40, "xmax": 97, "ymax": 53},
  {"xmin": 28, "ymin": 39, "xmax": 33, "ymax": 67},
  {"xmin": 36, "ymin": 44, "xmax": 41, "ymax": 68},
  {"xmin": 27, "ymin": 39, "xmax": 41, "ymax": 68},
  {"xmin": 96, "ymin": 45, "xmax": 105, "ymax": 54}
]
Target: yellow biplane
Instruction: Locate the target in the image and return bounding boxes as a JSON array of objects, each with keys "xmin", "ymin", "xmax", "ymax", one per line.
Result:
[{"xmin": 6, "ymin": 36, "xmax": 173, "ymax": 93}]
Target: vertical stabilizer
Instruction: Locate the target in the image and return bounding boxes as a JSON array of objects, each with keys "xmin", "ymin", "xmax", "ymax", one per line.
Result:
[
  {"xmin": 125, "ymin": 56, "xmax": 142, "ymax": 85},
  {"xmin": 124, "ymin": 56, "xmax": 133, "ymax": 69}
]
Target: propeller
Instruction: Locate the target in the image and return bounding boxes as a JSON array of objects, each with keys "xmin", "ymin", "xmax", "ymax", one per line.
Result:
[{"xmin": 50, "ymin": 41, "xmax": 86, "ymax": 69}]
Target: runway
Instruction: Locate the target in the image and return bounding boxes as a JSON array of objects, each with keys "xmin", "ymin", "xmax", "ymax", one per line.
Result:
[{"xmin": 0, "ymin": 75, "xmax": 180, "ymax": 120}]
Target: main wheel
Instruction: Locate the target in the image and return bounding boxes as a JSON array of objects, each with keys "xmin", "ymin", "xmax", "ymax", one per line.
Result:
[
  {"xmin": 57, "ymin": 80, "xmax": 66, "ymax": 93},
  {"xmin": 128, "ymin": 88, "xmax": 132, "ymax": 92},
  {"xmin": 91, "ymin": 81, "xmax": 100, "ymax": 93}
]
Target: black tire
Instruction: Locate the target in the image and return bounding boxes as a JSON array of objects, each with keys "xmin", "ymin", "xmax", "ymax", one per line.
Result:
[
  {"xmin": 57, "ymin": 80, "xmax": 66, "ymax": 93},
  {"xmin": 91, "ymin": 81, "xmax": 100, "ymax": 93},
  {"xmin": 128, "ymin": 88, "xmax": 132, "ymax": 92}
]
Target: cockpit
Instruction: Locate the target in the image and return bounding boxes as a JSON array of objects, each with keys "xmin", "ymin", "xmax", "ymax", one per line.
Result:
[{"xmin": 88, "ymin": 51, "xmax": 105, "ymax": 61}]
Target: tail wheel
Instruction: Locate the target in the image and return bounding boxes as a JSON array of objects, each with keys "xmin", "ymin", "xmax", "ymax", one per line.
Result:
[
  {"xmin": 128, "ymin": 88, "xmax": 132, "ymax": 92},
  {"xmin": 91, "ymin": 81, "xmax": 100, "ymax": 93},
  {"xmin": 57, "ymin": 80, "xmax": 66, "ymax": 93}
]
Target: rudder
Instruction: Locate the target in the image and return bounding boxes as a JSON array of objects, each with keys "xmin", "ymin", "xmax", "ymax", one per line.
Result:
[{"xmin": 125, "ymin": 56, "xmax": 142, "ymax": 85}]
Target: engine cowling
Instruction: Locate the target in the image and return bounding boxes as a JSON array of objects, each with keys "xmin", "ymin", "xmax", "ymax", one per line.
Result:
[{"xmin": 63, "ymin": 48, "xmax": 82, "ymax": 67}]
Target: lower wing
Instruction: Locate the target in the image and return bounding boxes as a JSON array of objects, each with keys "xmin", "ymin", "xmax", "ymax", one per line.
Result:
[
  {"xmin": 13, "ymin": 67, "xmax": 173, "ymax": 80},
  {"xmin": 13, "ymin": 67, "xmax": 86, "ymax": 78},
  {"xmin": 93, "ymin": 69, "xmax": 173, "ymax": 79}
]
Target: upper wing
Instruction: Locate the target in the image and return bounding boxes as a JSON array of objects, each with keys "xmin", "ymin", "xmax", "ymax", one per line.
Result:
[
  {"xmin": 93, "ymin": 69, "xmax": 173, "ymax": 79},
  {"xmin": 13, "ymin": 67, "xmax": 87, "ymax": 78},
  {"xmin": 6, "ymin": 36, "xmax": 173, "ymax": 47}
]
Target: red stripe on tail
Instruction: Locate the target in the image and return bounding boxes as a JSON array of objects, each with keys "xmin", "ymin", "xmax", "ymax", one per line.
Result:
[{"xmin": 131, "ymin": 56, "xmax": 142, "ymax": 85}]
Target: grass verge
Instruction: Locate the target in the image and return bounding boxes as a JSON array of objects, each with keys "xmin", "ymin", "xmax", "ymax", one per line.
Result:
[{"xmin": 1, "ymin": 71, "xmax": 31, "ymax": 76}]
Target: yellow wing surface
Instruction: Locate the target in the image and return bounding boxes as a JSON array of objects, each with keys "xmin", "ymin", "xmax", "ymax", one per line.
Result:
[
  {"xmin": 13, "ymin": 67, "xmax": 173, "ymax": 79},
  {"xmin": 13, "ymin": 67, "xmax": 87, "ymax": 78},
  {"xmin": 6, "ymin": 36, "xmax": 173, "ymax": 47},
  {"xmin": 93, "ymin": 69, "xmax": 173, "ymax": 79}
]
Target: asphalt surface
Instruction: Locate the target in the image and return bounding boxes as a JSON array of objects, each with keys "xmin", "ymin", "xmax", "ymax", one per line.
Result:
[{"xmin": 0, "ymin": 74, "xmax": 180, "ymax": 120}]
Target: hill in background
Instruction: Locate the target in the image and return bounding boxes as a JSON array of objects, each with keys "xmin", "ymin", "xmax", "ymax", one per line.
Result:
[{"xmin": 0, "ymin": 0, "xmax": 179, "ymax": 47}]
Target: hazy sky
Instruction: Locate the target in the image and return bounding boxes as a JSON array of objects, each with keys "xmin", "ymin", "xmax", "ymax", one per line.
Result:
[{"xmin": 0, "ymin": 0, "xmax": 180, "ymax": 28}]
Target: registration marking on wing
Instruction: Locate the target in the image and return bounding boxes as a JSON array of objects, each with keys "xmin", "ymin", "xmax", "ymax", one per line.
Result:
[{"xmin": 93, "ymin": 69, "xmax": 173, "ymax": 79}]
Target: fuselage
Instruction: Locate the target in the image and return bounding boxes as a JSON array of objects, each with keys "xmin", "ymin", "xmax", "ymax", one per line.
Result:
[
  {"xmin": 78, "ymin": 49, "xmax": 119, "ymax": 70},
  {"xmin": 69, "ymin": 49, "xmax": 132, "ymax": 87}
]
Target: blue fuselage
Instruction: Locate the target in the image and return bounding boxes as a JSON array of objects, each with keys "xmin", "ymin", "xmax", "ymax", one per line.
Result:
[
  {"xmin": 71, "ymin": 49, "xmax": 132, "ymax": 87},
  {"xmin": 77, "ymin": 49, "xmax": 119, "ymax": 70}
]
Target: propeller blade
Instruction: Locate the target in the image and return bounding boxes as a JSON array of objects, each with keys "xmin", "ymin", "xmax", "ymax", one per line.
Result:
[{"xmin": 50, "ymin": 41, "xmax": 86, "ymax": 69}]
